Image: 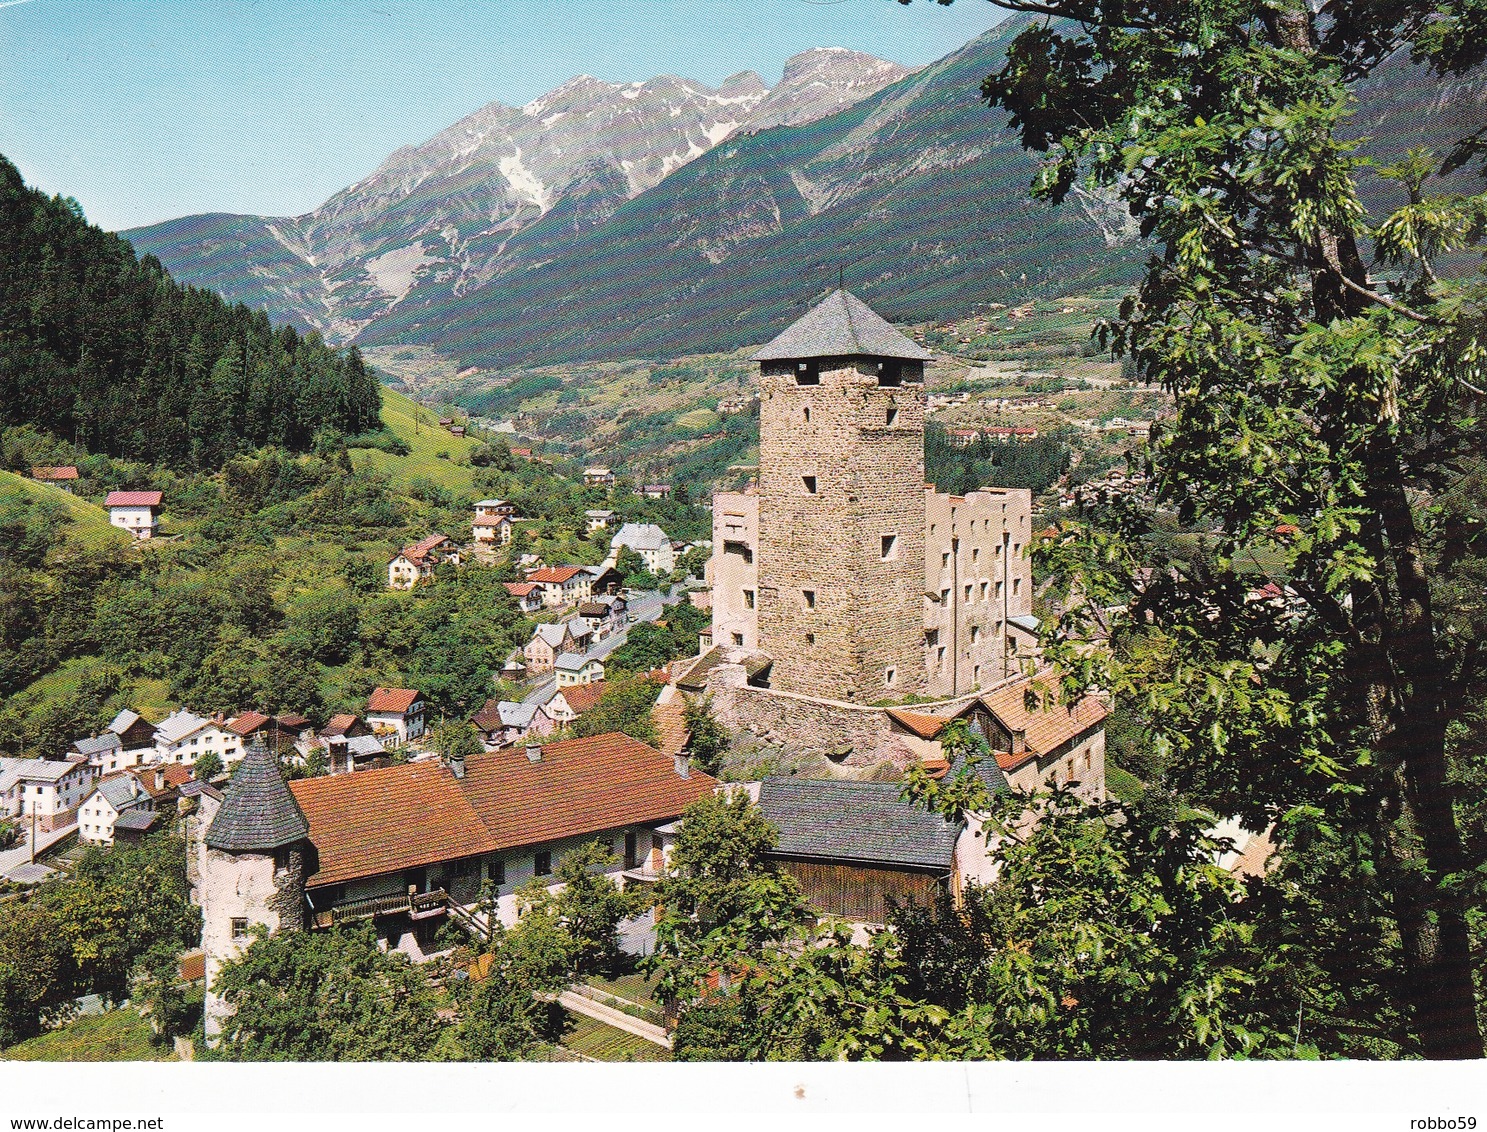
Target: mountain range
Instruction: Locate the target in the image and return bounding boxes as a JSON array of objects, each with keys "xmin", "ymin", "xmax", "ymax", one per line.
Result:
[
  {"xmin": 126, "ymin": 18, "xmax": 1487, "ymax": 370},
  {"xmin": 123, "ymin": 47, "xmax": 914, "ymax": 346}
]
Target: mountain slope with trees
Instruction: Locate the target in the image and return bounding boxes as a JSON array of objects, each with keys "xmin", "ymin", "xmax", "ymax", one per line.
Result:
[{"xmin": 0, "ymin": 155, "xmax": 382, "ymax": 471}]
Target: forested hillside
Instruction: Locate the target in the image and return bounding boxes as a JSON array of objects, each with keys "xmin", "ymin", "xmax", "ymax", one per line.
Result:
[{"xmin": 0, "ymin": 155, "xmax": 381, "ymax": 469}]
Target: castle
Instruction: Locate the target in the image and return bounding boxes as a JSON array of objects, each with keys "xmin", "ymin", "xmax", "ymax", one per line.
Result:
[{"xmin": 709, "ymin": 289, "xmax": 1038, "ymax": 703}]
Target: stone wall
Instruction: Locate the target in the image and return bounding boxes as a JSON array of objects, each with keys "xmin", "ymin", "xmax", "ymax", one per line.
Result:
[
  {"xmin": 707, "ymin": 669, "xmax": 983, "ymax": 769},
  {"xmin": 756, "ymin": 356, "xmax": 928, "ymax": 701}
]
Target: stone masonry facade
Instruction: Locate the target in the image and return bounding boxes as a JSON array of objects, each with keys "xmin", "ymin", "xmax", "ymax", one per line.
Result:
[{"xmin": 755, "ymin": 355, "xmax": 930, "ymax": 701}]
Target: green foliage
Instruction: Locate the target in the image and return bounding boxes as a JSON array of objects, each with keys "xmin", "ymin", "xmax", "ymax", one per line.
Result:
[
  {"xmin": 935, "ymin": 0, "xmax": 1487, "ymax": 1058},
  {"xmin": 681, "ymin": 696, "xmax": 730, "ymax": 776},
  {"xmin": 428, "ymin": 719, "xmax": 483, "ymax": 765},
  {"xmin": 214, "ymin": 924, "xmax": 442, "ymax": 1061},
  {"xmin": 553, "ymin": 841, "xmax": 647, "ymax": 976},
  {"xmin": 192, "ymin": 751, "xmax": 222, "ymax": 781},
  {"xmin": 0, "ymin": 157, "xmax": 381, "ymax": 469},
  {"xmin": 566, "ymin": 674, "xmax": 664, "ymax": 746},
  {"xmin": 925, "ymin": 422, "xmax": 1072, "ymax": 497},
  {"xmin": 43, "ymin": 833, "xmax": 200, "ymax": 1006},
  {"xmin": 0, "ymin": 901, "xmax": 76, "ymax": 1048},
  {"xmin": 605, "ymin": 602, "xmax": 709, "ymax": 676}
]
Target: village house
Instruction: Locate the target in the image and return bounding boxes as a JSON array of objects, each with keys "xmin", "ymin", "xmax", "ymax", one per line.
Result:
[
  {"xmin": 585, "ymin": 509, "xmax": 614, "ymax": 532},
  {"xmin": 71, "ymin": 732, "xmax": 127, "ymax": 776},
  {"xmin": 583, "ymin": 563, "xmax": 625, "ymax": 601},
  {"xmin": 526, "ymin": 565, "xmax": 588, "ymax": 607},
  {"xmin": 555, "ymin": 653, "xmax": 605, "ymax": 688},
  {"xmin": 502, "ymin": 581, "xmax": 545, "ymax": 614},
  {"xmin": 387, "ymin": 534, "xmax": 460, "ymax": 589},
  {"xmin": 366, "ymin": 687, "xmax": 426, "ymax": 745},
  {"xmin": 639, "ymin": 484, "xmax": 672, "ymax": 500},
  {"xmin": 295, "ymin": 714, "xmax": 387, "ymax": 774},
  {"xmin": 129, "ymin": 761, "xmax": 194, "ymax": 807},
  {"xmin": 611, "ymin": 522, "xmax": 675, "ymax": 576},
  {"xmin": 105, "ymin": 490, "xmax": 163, "ymax": 539},
  {"xmin": 30, "ymin": 466, "xmax": 79, "ymax": 493},
  {"xmin": 583, "ymin": 466, "xmax": 615, "ymax": 487},
  {"xmin": 524, "ymin": 620, "xmax": 589, "ymax": 673},
  {"xmin": 505, "ymin": 577, "xmax": 547, "ymax": 612},
  {"xmin": 108, "ymin": 709, "xmax": 159, "ymax": 760},
  {"xmin": 470, "ymin": 699, "xmax": 556, "ymax": 749},
  {"xmin": 197, "ymin": 733, "xmax": 718, "ymax": 1036},
  {"xmin": 472, "ymin": 499, "xmax": 518, "ymax": 546},
  {"xmin": 0, "ymin": 755, "xmax": 94, "ymax": 832},
  {"xmin": 152, "ymin": 710, "xmax": 241, "ymax": 767},
  {"xmin": 544, "ymin": 680, "xmax": 608, "ymax": 727},
  {"xmin": 78, "ymin": 775, "xmax": 151, "ymax": 847},
  {"xmin": 575, "ymin": 595, "xmax": 627, "ymax": 641},
  {"xmin": 224, "ymin": 711, "xmax": 309, "ymax": 756}
]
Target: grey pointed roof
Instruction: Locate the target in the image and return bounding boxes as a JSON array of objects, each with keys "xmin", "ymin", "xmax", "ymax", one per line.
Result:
[
  {"xmin": 758, "ymin": 776, "xmax": 963, "ymax": 871},
  {"xmin": 205, "ymin": 741, "xmax": 310, "ymax": 852},
  {"xmin": 752, "ymin": 289, "xmax": 931, "ymax": 362}
]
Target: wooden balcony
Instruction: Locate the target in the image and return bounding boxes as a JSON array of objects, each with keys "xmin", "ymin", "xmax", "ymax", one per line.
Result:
[{"xmin": 313, "ymin": 888, "xmax": 451, "ymax": 929}]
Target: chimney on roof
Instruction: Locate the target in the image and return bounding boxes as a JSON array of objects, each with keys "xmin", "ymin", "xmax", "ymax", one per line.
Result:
[
  {"xmin": 673, "ymin": 754, "xmax": 691, "ymax": 780},
  {"xmin": 154, "ymin": 769, "xmax": 165, "ymax": 791},
  {"xmin": 526, "ymin": 743, "xmax": 542, "ymax": 763},
  {"xmin": 449, "ymin": 752, "xmax": 466, "ymax": 779}
]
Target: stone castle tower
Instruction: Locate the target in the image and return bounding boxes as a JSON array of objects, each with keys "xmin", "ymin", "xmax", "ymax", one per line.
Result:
[
  {"xmin": 200, "ymin": 740, "xmax": 312, "ymax": 1043},
  {"xmin": 753, "ymin": 290, "xmax": 933, "ymax": 701}
]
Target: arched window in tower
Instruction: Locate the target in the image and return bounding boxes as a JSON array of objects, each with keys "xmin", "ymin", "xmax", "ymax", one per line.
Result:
[{"xmin": 803, "ymin": 405, "xmax": 811, "ymax": 423}]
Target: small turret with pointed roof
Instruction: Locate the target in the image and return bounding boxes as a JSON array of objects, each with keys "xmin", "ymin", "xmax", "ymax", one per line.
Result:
[
  {"xmin": 205, "ymin": 737, "xmax": 310, "ymax": 852},
  {"xmin": 200, "ymin": 737, "xmax": 313, "ymax": 1045}
]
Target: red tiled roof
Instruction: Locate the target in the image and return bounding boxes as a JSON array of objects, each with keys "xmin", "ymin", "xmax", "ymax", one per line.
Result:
[
  {"xmin": 528, "ymin": 566, "xmax": 584, "ymax": 584},
  {"xmin": 458, "ymin": 733, "xmax": 716, "ymax": 852},
  {"xmin": 288, "ymin": 731, "xmax": 714, "ymax": 888},
  {"xmin": 320, "ymin": 713, "xmax": 360, "ymax": 737},
  {"xmin": 105, "ymin": 490, "xmax": 162, "ymax": 507},
  {"xmin": 367, "ymin": 687, "xmax": 421, "ymax": 714},
  {"xmin": 651, "ymin": 702, "xmax": 691, "ymax": 758},
  {"xmin": 290, "ymin": 762, "xmax": 498, "ymax": 888},
  {"xmin": 503, "ymin": 582, "xmax": 541, "ymax": 596},
  {"xmin": 276, "ymin": 713, "xmax": 311, "ymax": 730},
  {"xmin": 129, "ymin": 763, "xmax": 193, "ymax": 798},
  {"xmin": 558, "ymin": 681, "xmax": 607, "ymax": 717},
  {"xmin": 225, "ymin": 711, "xmax": 271, "ymax": 736},
  {"xmin": 511, "ymin": 447, "xmax": 533, "ymax": 457},
  {"xmin": 886, "ymin": 709, "xmax": 950, "ymax": 740},
  {"xmin": 31, "ymin": 466, "xmax": 79, "ymax": 480},
  {"xmin": 393, "ymin": 533, "xmax": 452, "ymax": 564},
  {"xmin": 976, "ymin": 673, "xmax": 1108, "ymax": 767}
]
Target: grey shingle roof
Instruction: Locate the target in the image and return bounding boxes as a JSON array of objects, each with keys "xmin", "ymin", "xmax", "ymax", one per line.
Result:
[
  {"xmin": 205, "ymin": 741, "xmax": 310, "ymax": 852},
  {"xmin": 758, "ymin": 777, "xmax": 964, "ymax": 871},
  {"xmin": 752, "ymin": 289, "xmax": 932, "ymax": 363},
  {"xmin": 73, "ymin": 734, "xmax": 121, "ymax": 757},
  {"xmin": 94, "ymin": 776, "xmax": 141, "ymax": 811},
  {"xmin": 112, "ymin": 808, "xmax": 160, "ymax": 832}
]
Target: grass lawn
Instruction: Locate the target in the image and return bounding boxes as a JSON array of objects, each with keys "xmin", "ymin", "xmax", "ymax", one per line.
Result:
[
  {"xmin": 1105, "ymin": 762, "xmax": 1145, "ymax": 803},
  {"xmin": 350, "ymin": 386, "xmax": 482, "ymax": 497},
  {"xmin": 0, "ymin": 471, "xmax": 133, "ymax": 552},
  {"xmin": 559, "ymin": 1012, "xmax": 669, "ymax": 1062},
  {"xmin": 586, "ymin": 970, "xmax": 663, "ymax": 1009},
  {"xmin": 2, "ymin": 1007, "xmax": 173, "ymax": 1061}
]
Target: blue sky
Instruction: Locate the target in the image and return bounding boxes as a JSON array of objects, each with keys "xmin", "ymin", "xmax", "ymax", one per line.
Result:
[{"xmin": 0, "ymin": 0, "xmax": 1010, "ymax": 232}]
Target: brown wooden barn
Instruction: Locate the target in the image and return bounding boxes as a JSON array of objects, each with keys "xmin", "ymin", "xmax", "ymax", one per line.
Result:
[{"xmin": 757, "ymin": 776, "xmax": 966, "ymax": 924}]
